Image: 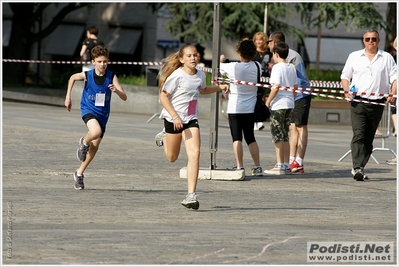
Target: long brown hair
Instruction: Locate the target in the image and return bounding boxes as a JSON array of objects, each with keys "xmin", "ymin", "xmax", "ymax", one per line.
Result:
[{"xmin": 157, "ymin": 44, "xmax": 197, "ymax": 91}]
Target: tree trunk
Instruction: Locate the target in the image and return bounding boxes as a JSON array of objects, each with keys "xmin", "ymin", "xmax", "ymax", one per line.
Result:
[
  {"xmin": 385, "ymin": 3, "xmax": 397, "ymax": 51},
  {"xmin": 316, "ymin": 20, "xmax": 322, "ymax": 71},
  {"xmin": 3, "ymin": 3, "xmax": 90, "ymax": 86},
  {"xmin": 3, "ymin": 4, "xmax": 35, "ymax": 85}
]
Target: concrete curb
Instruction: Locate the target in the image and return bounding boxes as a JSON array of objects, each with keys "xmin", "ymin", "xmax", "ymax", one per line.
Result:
[{"xmin": 3, "ymin": 84, "xmax": 352, "ymax": 124}]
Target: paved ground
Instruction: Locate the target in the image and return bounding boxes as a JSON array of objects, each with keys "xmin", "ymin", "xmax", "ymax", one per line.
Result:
[{"xmin": 2, "ymin": 101, "xmax": 397, "ymax": 265}]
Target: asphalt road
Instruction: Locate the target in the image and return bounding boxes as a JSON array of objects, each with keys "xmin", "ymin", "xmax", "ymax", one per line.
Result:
[{"xmin": 2, "ymin": 101, "xmax": 397, "ymax": 265}]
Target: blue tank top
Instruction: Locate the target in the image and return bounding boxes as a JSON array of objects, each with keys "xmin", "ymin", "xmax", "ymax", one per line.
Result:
[{"xmin": 80, "ymin": 69, "xmax": 113, "ymax": 127}]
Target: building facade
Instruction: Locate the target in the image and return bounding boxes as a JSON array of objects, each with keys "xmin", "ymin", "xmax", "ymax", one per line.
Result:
[{"xmin": 2, "ymin": 3, "xmax": 394, "ymax": 85}]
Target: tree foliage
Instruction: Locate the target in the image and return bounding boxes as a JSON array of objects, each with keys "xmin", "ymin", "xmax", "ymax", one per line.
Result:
[
  {"xmin": 151, "ymin": 2, "xmax": 393, "ymax": 48},
  {"xmin": 4, "ymin": 3, "xmax": 91, "ymax": 85},
  {"xmin": 150, "ymin": 3, "xmax": 306, "ymax": 44},
  {"xmin": 385, "ymin": 3, "xmax": 397, "ymax": 51},
  {"xmin": 295, "ymin": 3, "xmax": 386, "ymax": 32},
  {"xmin": 295, "ymin": 3, "xmax": 390, "ymax": 69}
]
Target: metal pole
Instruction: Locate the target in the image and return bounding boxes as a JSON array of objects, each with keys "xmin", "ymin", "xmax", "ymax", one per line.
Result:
[
  {"xmin": 263, "ymin": 3, "xmax": 268, "ymax": 34},
  {"xmin": 209, "ymin": 2, "xmax": 222, "ymax": 170}
]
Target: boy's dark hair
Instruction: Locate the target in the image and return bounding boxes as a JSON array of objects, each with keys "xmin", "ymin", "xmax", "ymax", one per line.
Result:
[
  {"xmin": 270, "ymin": 31, "xmax": 285, "ymax": 43},
  {"xmin": 236, "ymin": 40, "xmax": 256, "ymax": 60},
  {"xmin": 272, "ymin": 42, "xmax": 289, "ymax": 59},
  {"xmin": 87, "ymin": 26, "xmax": 99, "ymax": 36},
  {"xmin": 91, "ymin": 45, "xmax": 109, "ymax": 60}
]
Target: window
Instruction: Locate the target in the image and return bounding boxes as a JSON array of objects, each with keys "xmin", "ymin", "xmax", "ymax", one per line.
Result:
[
  {"xmin": 3, "ymin": 20, "xmax": 12, "ymax": 47},
  {"xmin": 44, "ymin": 24, "xmax": 85, "ymax": 56},
  {"xmin": 103, "ymin": 27, "xmax": 142, "ymax": 54},
  {"xmin": 304, "ymin": 37, "xmax": 364, "ymax": 70}
]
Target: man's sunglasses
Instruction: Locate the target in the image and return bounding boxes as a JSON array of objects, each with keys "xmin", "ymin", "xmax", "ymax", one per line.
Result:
[{"xmin": 364, "ymin": 37, "xmax": 378, "ymax": 42}]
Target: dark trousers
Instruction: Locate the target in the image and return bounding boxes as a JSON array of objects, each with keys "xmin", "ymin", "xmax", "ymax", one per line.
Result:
[{"xmin": 350, "ymin": 101, "xmax": 384, "ymax": 169}]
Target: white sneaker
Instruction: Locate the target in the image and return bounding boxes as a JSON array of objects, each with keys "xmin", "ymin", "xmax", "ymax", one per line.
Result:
[
  {"xmin": 254, "ymin": 122, "xmax": 265, "ymax": 131},
  {"xmin": 264, "ymin": 165, "xmax": 285, "ymax": 175},
  {"xmin": 181, "ymin": 192, "xmax": 199, "ymax": 210},
  {"xmin": 155, "ymin": 130, "xmax": 166, "ymax": 147}
]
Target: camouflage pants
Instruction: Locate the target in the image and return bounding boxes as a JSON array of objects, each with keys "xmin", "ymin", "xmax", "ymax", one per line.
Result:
[{"xmin": 269, "ymin": 108, "xmax": 292, "ymax": 143}]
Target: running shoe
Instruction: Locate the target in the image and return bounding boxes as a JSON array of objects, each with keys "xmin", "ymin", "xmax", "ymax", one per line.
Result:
[
  {"xmin": 77, "ymin": 137, "xmax": 90, "ymax": 162},
  {"xmin": 181, "ymin": 192, "xmax": 199, "ymax": 210},
  {"xmin": 264, "ymin": 165, "xmax": 285, "ymax": 175},
  {"xmin": 351, "ymin": 168, "xmax": 369, "ymax": 181},
  {"xmin": 251, "ymin": 166, "xmax": 263, "ymax": 176},
  {"xmin": 290, "ymin": 160, "xmax": 304, "ymax": 174},
  {"xmin": 155, "ymin": 130, "xmax": 166, "ymax": 147},
  {"xmin": 74, "ymin": 171, "xmax": 84, "ymax": 190}
]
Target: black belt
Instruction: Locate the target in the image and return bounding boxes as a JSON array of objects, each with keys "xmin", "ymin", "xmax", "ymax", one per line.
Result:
[{"xmin": 354, "ymin": 96, "xmax": 386, "ymax": 103}]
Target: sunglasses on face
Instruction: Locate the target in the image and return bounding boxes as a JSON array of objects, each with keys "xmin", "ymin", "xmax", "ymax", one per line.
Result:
[
  {"xmin": 266, "ymin": 40, "xmax": 273, "ymax": 44},
  {"xmin": 364, "ymin": 37, "xmax": 378, "ymax": 42}
]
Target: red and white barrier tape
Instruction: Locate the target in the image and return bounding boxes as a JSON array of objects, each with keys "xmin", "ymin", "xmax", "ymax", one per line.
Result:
[
  {"xmin": 2, "ymin": 58, "xmax": 163, "ymax": 65},
  {"xmin": 221, "ymin": 77, "xmax": 343, "ymax": 90},
  {"xmin": 213, "ymin": 77, "xmax": 397, "ymax": 107},
  {"xmin": 3, "ymin": 59, "xmax": 395, "ymax": 105}
]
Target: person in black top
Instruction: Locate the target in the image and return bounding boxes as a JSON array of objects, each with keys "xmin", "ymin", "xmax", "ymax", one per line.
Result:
[
  {"xmin": 252, "ymin": 32, "xmax": 272, "ymax": 130},
  {"xmin": 80, "ymin": 26, "xmax": 104, "ymax": 72}
]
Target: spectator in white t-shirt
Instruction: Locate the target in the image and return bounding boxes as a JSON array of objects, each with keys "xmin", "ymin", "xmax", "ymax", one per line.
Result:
[
  {"xmin": 219, "ymin": 39, "xmax": 264, "ymax": 177},
  {"xmin": 264, "ymin": 42, "xmax": 298, "ymax": 175}
]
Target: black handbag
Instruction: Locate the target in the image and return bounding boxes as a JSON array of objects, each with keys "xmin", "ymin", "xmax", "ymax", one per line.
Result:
[{"xmin": 254, "ymin": 62, "xmax": 270, "ymax": 122}]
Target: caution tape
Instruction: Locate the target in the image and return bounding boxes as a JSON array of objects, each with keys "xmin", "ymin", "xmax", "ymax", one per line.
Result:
[
  {"xmin": 2, "ymin": 58, "xmax": 163, "ymax": 66},
  {"xmin": 213, "ymin": 77, "xmax": 397, "ymax": 107},
  {"xmin": 219, "ymin": 77, "xmax": 343, "ymax": 90},
  {"xmin": 3, "ymin": 58, "xmax": 396, "ymax": 105},
  {"xmin": 2, "ymin": 58, "xmax": 215, "ymax": 73}
]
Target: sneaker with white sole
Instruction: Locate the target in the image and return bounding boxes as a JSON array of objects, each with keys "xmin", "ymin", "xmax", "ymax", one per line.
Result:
[
  {"xmin": 155, "ymin": 130, "xmax": 166, "ymax": 147},
  {"xmin": 251, "ymin": 166, "xmax": 263, "ymax": 176},
  {"xmin": 181, "ymin": 192, "xmax": 199, "ymax": 210},
  {"xmin": 290, "ymin": 160, "xmax": 304, "ymax": 174},
  {"xmin": 77, "ymin": 137, "xmax": 90, "ymax": 162},
  {"xmin": 351, "ymin": 168, "xmax": 369, "ymax": 181},
  {"xmin": 386, "ymin": 158, "xmax": 397, "ymax": 165},
  {"xmin": 254, "ymin": 122, "xmax": 265, "ymax": 131},
  {"xmin": 264, "ymin": 165, "xmax": 285, "ymax": 175},
  {"xmin": 74, "ymin": 171, "xmax": 84, "ymax": 190}
]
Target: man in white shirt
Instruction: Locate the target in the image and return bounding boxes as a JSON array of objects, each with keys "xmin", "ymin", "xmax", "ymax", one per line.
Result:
[{"xmin": 341, "ymin": 29, "xmax": 397, "ymax": 181}]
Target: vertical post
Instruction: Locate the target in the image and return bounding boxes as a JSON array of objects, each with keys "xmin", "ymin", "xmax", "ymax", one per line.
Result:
[
  {"xmin": 209, "ymin": 2, "xmax": 222, "ymax": 170},
  {"xmin": 263, "ymin": 3, "xmax": 268, "ymax": 34},
  {"xmin": 36, "ymin": 14, "xmax": 42, "ymax": 85},
  {"xmin": 316, "ymin": 21, "xmax": 322, "ymax": 71}
]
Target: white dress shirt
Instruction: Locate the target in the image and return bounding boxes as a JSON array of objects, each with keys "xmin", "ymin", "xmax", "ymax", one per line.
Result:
[{"xmin": 341, "ymin": 48, "xmax": 397, "ymax": 99}]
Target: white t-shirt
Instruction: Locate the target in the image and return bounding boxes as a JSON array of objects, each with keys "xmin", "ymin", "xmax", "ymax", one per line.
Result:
[
  {"xmin": 269, "ymin": 62, "xmax": 297, "ymax": 110},
  {"xmin": 219, "ymin": 61, "xmax": 259, "ymax": 114},
  {"xmin": 159, "ymin": 67, "xmax": 206, "ymax": 123}
]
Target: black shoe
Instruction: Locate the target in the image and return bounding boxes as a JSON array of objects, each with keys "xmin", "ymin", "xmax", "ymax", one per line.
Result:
[
  {"xmin": 352, "ymin": 168, "xmax": 369, "ymax": 181},
  {"xmin": 74, "ymin": 171, "xmax": 85, "ymax": 190},
  {"xmin": 77, "ymin": 137, "xmax": 90, "ymax": 162}
]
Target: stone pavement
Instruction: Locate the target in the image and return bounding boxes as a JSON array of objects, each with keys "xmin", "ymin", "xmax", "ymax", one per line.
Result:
[{"xmin": 2, "ymin": 101, "xmax": 397, "ymax": 265}]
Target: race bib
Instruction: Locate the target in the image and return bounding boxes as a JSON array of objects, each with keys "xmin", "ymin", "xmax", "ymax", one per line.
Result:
[
  {"xmin": 95, "ymin": 93, "xmax": 105, "ymax": 107},
  {"xmin": 187, "ymin": 99, "xmax": 197, "ymax": 115}
]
